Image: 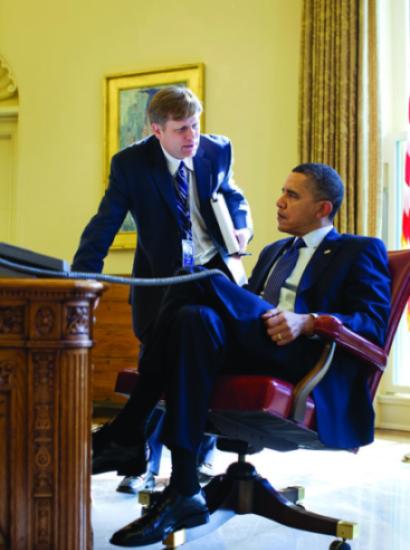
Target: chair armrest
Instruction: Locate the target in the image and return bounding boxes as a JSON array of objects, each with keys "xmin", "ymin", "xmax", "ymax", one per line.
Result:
[
  {"xmin": 313, "ymin": 315, "xmax": 387, "ymax": 370},
  {"xmin": 290, "ymin": 315, "xmax": 386, "ymax": 424},
  {"xmin": 291, "ymin": 341, "xmax": 336, "ymax": 423}
]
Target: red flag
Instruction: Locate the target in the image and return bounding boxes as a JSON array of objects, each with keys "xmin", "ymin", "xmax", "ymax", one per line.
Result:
[
  {"xmin": 403, "ymin": 140, "xmax": 410, "ymax": 244},
  {"xmin": 403, "ymin": 98, "xmax": 410, "ymax": 327}
]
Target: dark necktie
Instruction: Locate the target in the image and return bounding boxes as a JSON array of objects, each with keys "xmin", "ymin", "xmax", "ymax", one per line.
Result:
[
  {"xmin": 175, "ymin": 162, "xmax": 192, "ymax": 239},
  {"xmin": 263, "ymin": 238, "xmax": 306, "ymax": 306}
]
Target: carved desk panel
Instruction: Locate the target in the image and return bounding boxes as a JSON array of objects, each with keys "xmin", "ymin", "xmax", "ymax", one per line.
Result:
[{"xmin": 0, "ymin": 279, "xmax": 104, "ymax": 550}]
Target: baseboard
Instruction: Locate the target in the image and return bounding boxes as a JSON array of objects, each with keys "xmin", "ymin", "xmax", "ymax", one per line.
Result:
[{"xmin": 375, "ymin": 394, "xmax": 410, "ymax": 431}]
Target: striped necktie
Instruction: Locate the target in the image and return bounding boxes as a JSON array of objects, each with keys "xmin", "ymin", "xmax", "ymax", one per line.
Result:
[
  {"xmin": 262, "ymin": 238, "xmax": 306, "ymax": 306},
  {"xmin": 175, "ymin": 162, "xmax": 192, "ymax": 239}
]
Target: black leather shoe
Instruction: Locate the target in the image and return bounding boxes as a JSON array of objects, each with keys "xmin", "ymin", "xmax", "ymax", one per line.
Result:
[
  {"xmin": 92, "ymin": 424, "xmax": 147, "ymax": 476},
  {"xmin": 110, "ymin": 486, "xmax": 209, "ymax": 547}
]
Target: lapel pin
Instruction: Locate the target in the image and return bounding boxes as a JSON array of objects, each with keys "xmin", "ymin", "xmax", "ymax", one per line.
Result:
[{"xmin": 324, "ymin": 249, "xmax": 332, "ymax": 255}]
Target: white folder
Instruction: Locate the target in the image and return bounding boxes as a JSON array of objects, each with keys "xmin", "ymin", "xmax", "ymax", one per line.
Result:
[
  {"xmin": 210, "ymin": 193, "xmax": 240, "ymax": 255},
  {"xmin": 210, "ymin": 193, "xmax": 247, "ymax": 286}
]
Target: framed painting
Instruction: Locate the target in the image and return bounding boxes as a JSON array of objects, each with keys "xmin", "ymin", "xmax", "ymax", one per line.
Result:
[{"xmin": 103, "ymin": 63, "xmax": 204, "ymax": 249}]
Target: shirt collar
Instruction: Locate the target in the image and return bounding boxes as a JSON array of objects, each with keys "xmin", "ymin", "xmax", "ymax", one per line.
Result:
[
  {"xmin": 160, "ymin": 145, "xmax": 194, "ymax": 176},
  {"xmin": 300, "ymin": 225, "xmax": 333, "ymax": 248}
]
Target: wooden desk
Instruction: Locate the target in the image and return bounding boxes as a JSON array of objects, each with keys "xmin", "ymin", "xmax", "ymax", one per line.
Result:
[{"xmin": 0, "ymin": 279, "xmax": 104, "ymax": 550}]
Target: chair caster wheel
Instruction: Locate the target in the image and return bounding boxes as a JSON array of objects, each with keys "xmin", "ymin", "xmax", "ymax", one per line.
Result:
[
  {"xmin": 163, "ymin": 528, "xmax": 186, "ymax": 548},
  {"xmin": 329, "ymin": 541, "xmax": 351, "ymax": 550}
]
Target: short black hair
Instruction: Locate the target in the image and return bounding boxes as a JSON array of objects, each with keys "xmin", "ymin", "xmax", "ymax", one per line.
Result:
[{"xmin": 292, "ymin": 162, "xmax": 344, "ymax": 220}]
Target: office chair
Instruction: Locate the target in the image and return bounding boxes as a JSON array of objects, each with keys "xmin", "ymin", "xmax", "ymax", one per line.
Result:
[{"xmin": 115, "ymin": 249, "xmax": 410, "ymax": 549}]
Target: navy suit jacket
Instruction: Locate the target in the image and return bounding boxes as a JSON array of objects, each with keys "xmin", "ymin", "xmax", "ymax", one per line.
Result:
[
  {"xmin": 72, "ymin": 134, "xmax": 252, "ymax": 340},
  {"xmin": 148, "ymin": 228, "xmax": 391, "ymax": 449},
  {"xmin": 246, "ymin": 229, "xmax": 391, "ymax": 449}
]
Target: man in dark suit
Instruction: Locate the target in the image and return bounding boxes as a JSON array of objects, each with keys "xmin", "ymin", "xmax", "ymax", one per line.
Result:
[
  {"xmin": 72, "ymin": 86, "xmax": 252, "ymax": 490},
  {"xmin": 72, "ymin": 86, "xmax": 252, "ymax": 341},
  {"xmin": 93, "ymin": 163, "xmax": 391, "ymax": 547}
]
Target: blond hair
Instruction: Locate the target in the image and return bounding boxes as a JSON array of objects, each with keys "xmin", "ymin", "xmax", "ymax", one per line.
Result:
[{"xmin": 148, "ymin": 86, "xmax": 202, "ymax": 126}]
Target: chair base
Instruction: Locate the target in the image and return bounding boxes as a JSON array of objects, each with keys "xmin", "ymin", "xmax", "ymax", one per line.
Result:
[{"xmin": 140, "ymin": 459, "xmax": 358, "ymax": 548}]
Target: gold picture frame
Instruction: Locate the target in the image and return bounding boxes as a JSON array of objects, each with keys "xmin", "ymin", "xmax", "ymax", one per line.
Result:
[{"xmin": 103, "ymin": 63, "xmax": 205, "ymax": 249}]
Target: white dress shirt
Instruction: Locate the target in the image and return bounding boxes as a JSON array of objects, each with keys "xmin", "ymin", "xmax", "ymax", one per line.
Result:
[{"xmin": 264, "ymin": 225, "xmax": 334, "ymax": 311}]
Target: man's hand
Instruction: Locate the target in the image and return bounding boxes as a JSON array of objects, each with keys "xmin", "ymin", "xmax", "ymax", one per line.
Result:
[
  {"xmin": 262, "ymin": 308, "xmax": 315, "ymax": 346},
  {"xmin": 234, "ymin": 228, "xmax": 251, "ymax": 253}
]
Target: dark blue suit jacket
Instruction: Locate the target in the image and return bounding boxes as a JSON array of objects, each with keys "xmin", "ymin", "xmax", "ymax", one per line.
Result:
[
  {"xmin": 149, "ymin": 228, "xmax": 391, "ymax": 450},
  {"xmin": 72, "ymin": 134, "xmax": 252, "ymax": 340},
  {"xmin": 246, "ymin": 229, "xmax": 391, "ymax": 448}
]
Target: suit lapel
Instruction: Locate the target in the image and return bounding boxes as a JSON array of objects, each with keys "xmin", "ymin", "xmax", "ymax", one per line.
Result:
[
  {"xmin": 148, "ymin": 138, "xmax": 179, "ymax": 222},
  {"xmin": 193, "ymin": 147, "xmax": 213, "ymax": 207},
  {"xmin": 250, "ymin": 239, "xmax": 292, "ymax": 293},
  {"xmin": 297, "ymin": 228, "xmax": 341, "ymax": 295}
]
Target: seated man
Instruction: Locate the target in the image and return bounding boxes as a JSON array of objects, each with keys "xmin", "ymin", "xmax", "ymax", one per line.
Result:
[{"xmin": 93, "ymin": 163, "xmax": 391, "ymax": 547}]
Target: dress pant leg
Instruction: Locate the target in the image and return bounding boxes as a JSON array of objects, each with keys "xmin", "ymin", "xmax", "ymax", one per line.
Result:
[
  {"xmin": 118, "ymin": 269, "xmax": 321, "ymax": 445},
  {"xmin": 151, "ymin": 270, "xmax": 270, "ymax": 354},
  {"xmin": 160, "ymin": 304, "xmax": 227, "ymax": 454},
  {"xmin": 155, "ymin": 270, "xmax": 315, "ymax": 373}
]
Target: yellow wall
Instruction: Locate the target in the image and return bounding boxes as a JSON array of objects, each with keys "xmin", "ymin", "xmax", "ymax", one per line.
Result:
[{"xmin": 0, "ymin": 0, "xmax": 302, "ymax": 274}]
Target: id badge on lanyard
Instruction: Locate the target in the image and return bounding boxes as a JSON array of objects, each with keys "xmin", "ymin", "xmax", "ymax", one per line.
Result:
[{"xmin": 182, "ymin": 239, "xmax": 194, "ymax": 267}]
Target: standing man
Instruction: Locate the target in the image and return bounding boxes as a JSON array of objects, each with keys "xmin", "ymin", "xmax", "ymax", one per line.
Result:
[
  {"xmin": 92, "ymin": 163, "xmax": 391, "ymax": 547},
  {"xmin": 72, "ymin": 86, "xmax": 252, "ymax": 488},
  {"xmin": 72, "ymin": 85, "xmax": 252, "ymax": 341}
]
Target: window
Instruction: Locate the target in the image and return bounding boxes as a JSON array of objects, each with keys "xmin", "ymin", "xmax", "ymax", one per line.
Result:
[{"xmin": 380, "ymin": 0, "xmax": 410, "ymax": 395}]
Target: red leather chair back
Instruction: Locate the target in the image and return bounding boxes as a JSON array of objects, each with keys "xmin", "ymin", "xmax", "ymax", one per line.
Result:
[
  {"xmin": 367, "ymin": 249, "xmax": 410, "ymax": 397},
  {"xmin": 385, "ymin": 249, "xmax": 410, "ymax": 354}
]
